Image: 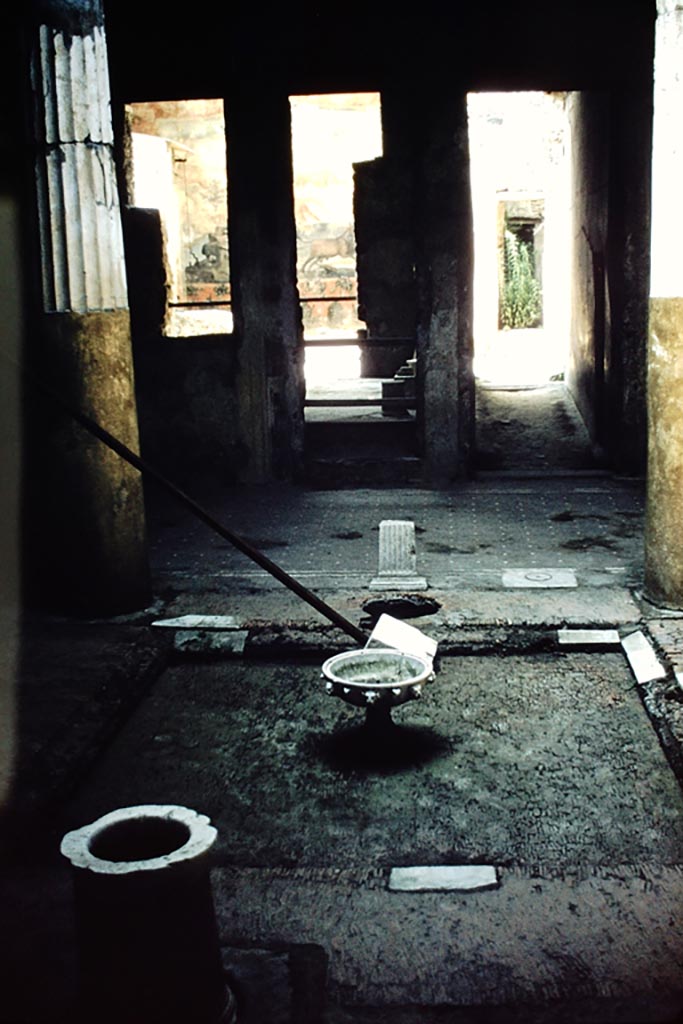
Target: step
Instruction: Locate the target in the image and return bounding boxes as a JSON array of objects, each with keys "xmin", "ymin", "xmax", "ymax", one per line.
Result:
[
  {"xmin": 305, "ymin": 417, "xmax": 417, "ymax": 455},
  {"xmin": 304, "ymin": 456, "xmax": 423, "ymax": 486}
]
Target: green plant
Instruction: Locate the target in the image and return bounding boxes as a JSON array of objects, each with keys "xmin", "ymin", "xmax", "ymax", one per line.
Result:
[{"xmin": 499, "ymin": 229, "xmax": 542, "ymax": 329}]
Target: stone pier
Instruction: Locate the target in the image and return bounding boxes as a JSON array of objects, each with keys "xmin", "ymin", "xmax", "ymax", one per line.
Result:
[{"xmin": 644, "ymin": 0, "xmax": 683, "ymax": 608}]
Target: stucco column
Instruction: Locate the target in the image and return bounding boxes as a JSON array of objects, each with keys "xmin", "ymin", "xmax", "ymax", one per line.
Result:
[
  {"xmin": 26, "ymin": 0, "xmax": 150, "ymax": 613},
  {"xmin": 644, "ymin": 0, "xmax": 683, "ymax": 607}
]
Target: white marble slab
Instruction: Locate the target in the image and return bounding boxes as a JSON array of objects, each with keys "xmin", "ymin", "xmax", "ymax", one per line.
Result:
[
  {"xmin": 367, "ymin": 614, "xmax": 437, "ymax": 664},
  {"xmin": 503, "ymin": 568, "xmax": 577, "ymax": 589},
  {"xmin": 152, "ymin": 615, "xmax": 240, "ymax": 630},
  {"xmin": 621, "ymin": 630, "xmax": 668, "ymax": 683},
  {"xmin": 388, "ymin": 865, "xmax": 499, "ymax": 893},
  {"xmin": 557, "ymin": 628, "xmax": 621, "ymax": 648}
]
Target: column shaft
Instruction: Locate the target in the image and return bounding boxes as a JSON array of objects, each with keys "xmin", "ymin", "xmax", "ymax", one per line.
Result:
[
  {"xmin": 645, "ymin": 1, "xmax": 683, "ymax": 607},
  {"xmin": 25, "ymin": 0, "xmax": 150, "ymax": 613}
]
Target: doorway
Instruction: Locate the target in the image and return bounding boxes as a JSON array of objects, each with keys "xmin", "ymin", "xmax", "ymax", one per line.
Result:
[
  {"xmin": 289, "ymin": 92, "xmax": 382, "ymax": 383},
  {"xmin": 126, "ymin": 99, "xmax": 231, "ymax": 338},
  {"xmin": 290, "ymin": 93, "xmax": 418, "ymax": 482},
  {"xmin": 467, "ymin": 91, "xmax": 595, "ymax": 473}
]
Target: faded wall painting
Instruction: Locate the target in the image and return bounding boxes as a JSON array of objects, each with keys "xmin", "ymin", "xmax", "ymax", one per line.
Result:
[
  {"xmin": 128, "ymin": 99, "xmax": 231, "ymax": 333},
  {"xmin": 290, "ymin": 93, "xmax": 382, "ymax": 337}
]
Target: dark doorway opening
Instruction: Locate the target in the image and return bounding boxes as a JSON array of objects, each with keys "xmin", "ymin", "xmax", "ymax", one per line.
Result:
[{"xmin": 468, "ymin": 91, "xmax": 599, "ymax": 475}]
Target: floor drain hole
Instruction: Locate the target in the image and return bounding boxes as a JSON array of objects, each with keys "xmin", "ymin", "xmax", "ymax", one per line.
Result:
[{"xmin": 361, "ymin": 595, "xmax": 442, "ymax": 621}]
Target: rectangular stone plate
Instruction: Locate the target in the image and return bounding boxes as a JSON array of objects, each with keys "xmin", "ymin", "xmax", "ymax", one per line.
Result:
[
  {"xmin": 152, "ymin": 614, "xmax": 240, "ymax": 630},
  {"xmin": 558, "ymin": 628, "xmax": 621, "ymax": 648},
  {"xmin": 388, "ymin": 865, "xmax": 499, "ymax": 893},
  {"xmin": 621, "ymin": 630, "xmax": 667, "ymax": 683},
  {"xmin": 503, "ymin": 568, "xmax": 577, "ymax": 589}
]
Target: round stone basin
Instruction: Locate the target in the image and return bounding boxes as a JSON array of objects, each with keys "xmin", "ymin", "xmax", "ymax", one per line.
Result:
[{"xmin": 321, "ymin": 647, "xmax": 434, "ymax": 718}]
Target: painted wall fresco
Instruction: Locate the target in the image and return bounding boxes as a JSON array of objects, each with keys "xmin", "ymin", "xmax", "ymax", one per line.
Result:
[
  {"xmin": 290, "ymin": 93, "xmax": 382, "ymax": 336},
  {"xmin": 128, "ymin": 94, "xmax": 383, "ymax": 337},
  {"xmin": 128, "ymin": 99, "xmax": 229, "ymax": 308}
]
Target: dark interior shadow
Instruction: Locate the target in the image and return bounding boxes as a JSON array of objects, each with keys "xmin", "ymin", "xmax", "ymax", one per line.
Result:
[{"xmin": 306, "ymin": 721, "xmax": 453, "ymax": 775}]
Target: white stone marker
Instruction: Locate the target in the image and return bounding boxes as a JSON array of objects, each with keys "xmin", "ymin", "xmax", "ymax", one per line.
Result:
[
  {"xmin": 557, "ymin": 629, "xmax": 621, "ymax": 648},
  {"xmin": 503, "ymin": 568, "xmax": 577, "ymax": 589},
  {"xmin": 389, "ymin": 865, "xmax": 499, "ymax": 893},
  {"xmin": 621, "ymin": 630, "xmax": 668, "ymax": 684},
  {"xmin": 370, "ymin": 520, "xmax": 427, "ymax": 590},
  {"xmin": 152, "ymin": 615, "xmax": 240, "ymax": 630}
]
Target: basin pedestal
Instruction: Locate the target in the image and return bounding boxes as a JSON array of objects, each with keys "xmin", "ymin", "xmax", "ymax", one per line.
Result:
[
  {"xmin": 61, "ymin": 805, "xmax": 237, "ymax": 1024},
  {"xmin": 365, "ymin": 700, "xmax": 396, "ymax": 733}
]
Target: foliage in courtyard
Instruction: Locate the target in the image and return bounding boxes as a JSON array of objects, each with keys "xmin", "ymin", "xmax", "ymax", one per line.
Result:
[{"xmin": 499, "ymin": 229, "xmax": 542, "ymax": 329}]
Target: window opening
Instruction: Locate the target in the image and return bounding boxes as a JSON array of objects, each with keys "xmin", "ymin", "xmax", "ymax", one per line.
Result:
[
  {"xmin": 289, "ymin": 93, "xmax": 382, "ymax": 384},
  {"xmin": 127, "ymin": 99, "xmax": 231, "ymax": 337}
]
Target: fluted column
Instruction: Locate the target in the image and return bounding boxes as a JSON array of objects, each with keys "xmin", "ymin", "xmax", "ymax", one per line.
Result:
[
  {"xmin": 32, "ymin": 17, "xmax": 128, "ymax": 312},
  {"xmin": 24, "ymin": 0, "xmax": 150, "ymax": 614}
]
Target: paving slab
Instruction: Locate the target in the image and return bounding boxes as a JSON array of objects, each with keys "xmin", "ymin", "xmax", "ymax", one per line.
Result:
[
  {"xmin": 557, "ymin": 628, "xmax": 621, "ymax": 649},
  {"xmin": 502, "ymin": 568, "xmax": 577, "ymax": 588},
  {"xmin": 152, "ymin": 614, "xmax": 241, "ymax": 629},
  {"xmin": 622, "ymin": 630, "xmax": 668, "ymax": 684},
  {"xmin": 388, "ymin": 864, "xmax": 499, "ymax": 892}
]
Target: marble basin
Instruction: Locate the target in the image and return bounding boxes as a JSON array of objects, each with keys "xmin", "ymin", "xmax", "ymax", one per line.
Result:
[{"xmin": 321, "ymin": 647, "xmax": 435, "ymax": 728}]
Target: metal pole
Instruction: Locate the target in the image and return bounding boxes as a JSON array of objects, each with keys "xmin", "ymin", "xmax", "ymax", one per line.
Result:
[{"xmin": 10, "ymin": 353, "xmax": 368, "ymax": 644}]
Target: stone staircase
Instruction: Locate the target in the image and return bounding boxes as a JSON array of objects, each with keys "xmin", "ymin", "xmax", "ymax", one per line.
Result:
[
  {"xmin": 304, "ymin": 416, "xmax": 421, "ymax": 486},
  {"xmin": 304, "ymin": 361, "xmax": 420, "ymax": 486}
]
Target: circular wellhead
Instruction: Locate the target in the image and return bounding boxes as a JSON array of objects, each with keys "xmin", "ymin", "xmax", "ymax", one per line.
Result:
[{"xmin": 60, "ymin": 805, "xmax": 217, "ymax": 875}]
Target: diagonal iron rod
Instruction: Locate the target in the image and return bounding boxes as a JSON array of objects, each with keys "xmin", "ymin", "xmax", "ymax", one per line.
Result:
[{"xmin": 11, "ymin": 355, "xmax": 368, "ymax": 645}]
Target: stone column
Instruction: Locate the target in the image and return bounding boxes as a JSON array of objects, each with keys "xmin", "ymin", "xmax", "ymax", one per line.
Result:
[
  {"xmin": 644, "ymin": 0, "xmax": 683, "ymax": 608},
  {"xmin": 25, "ymin": 0, "xmax": 150, "ymax": 613}
]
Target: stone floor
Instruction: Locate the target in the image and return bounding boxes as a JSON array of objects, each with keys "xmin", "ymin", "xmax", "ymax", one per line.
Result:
[
  {"xmin": 62, "ymin": 652, "xmax": 683, "ymax": 871},
  {"xmin": 4, "ymin": 469, "xmax": 683, "ymax": 1022},
  {"xmin": 3, "ymin": 381, "xmax": 683, "ymax": 1022}
]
